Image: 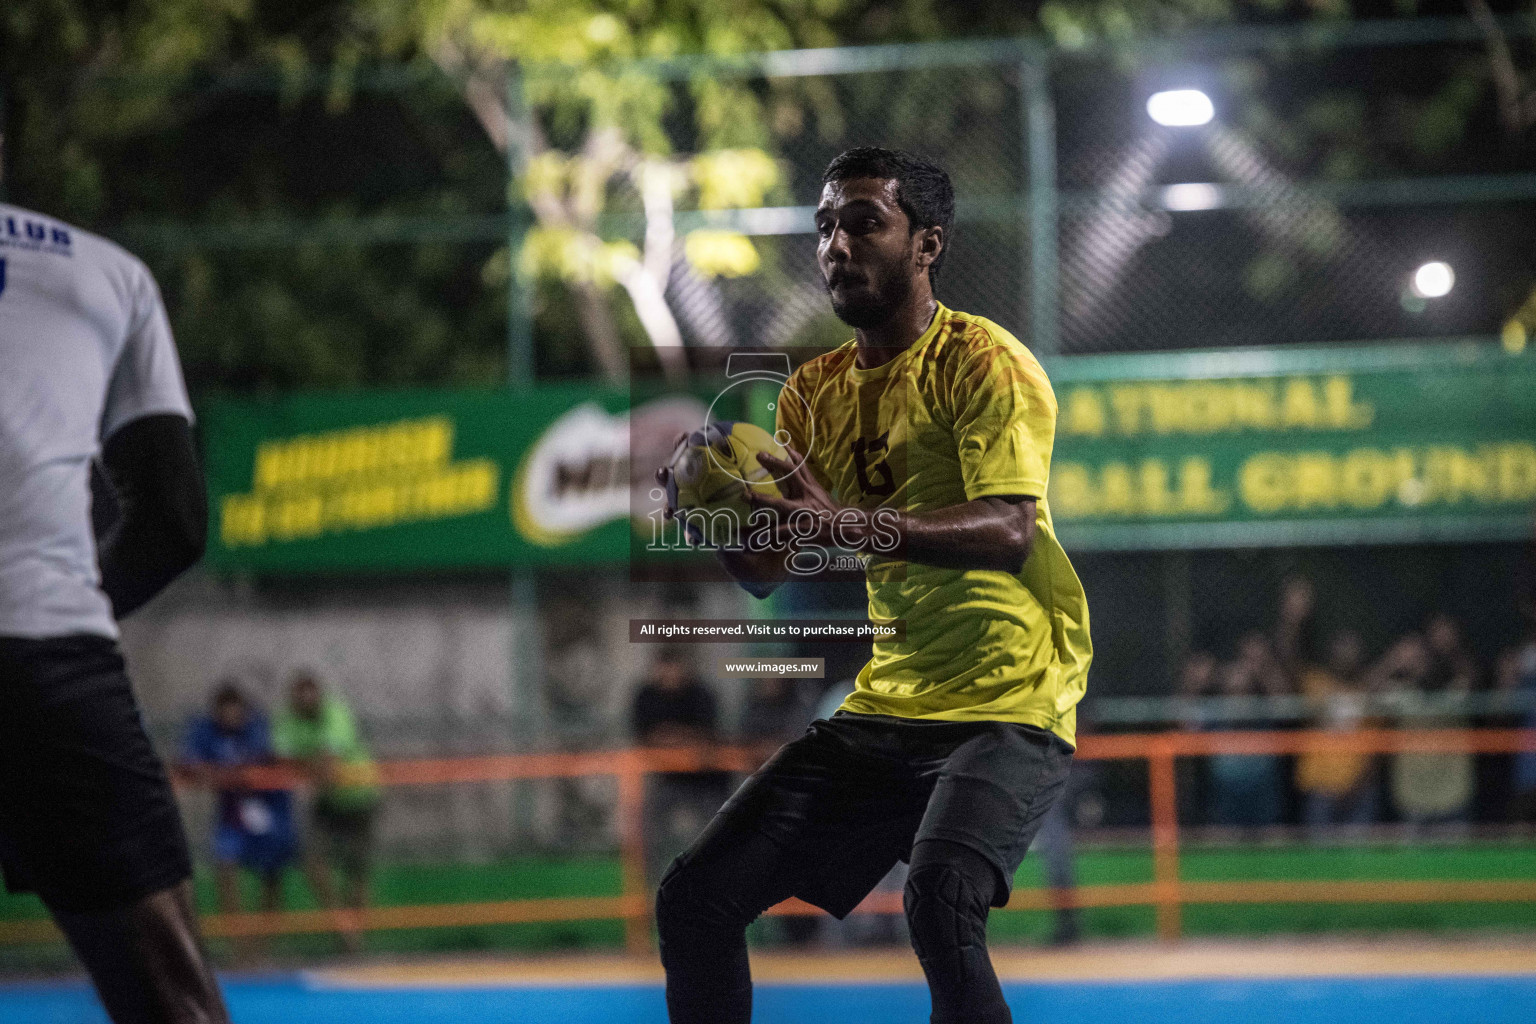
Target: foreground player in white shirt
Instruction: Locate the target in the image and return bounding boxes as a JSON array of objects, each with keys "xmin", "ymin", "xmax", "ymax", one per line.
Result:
[{"xmin": 0, "ymin": 200, "xmax": 228, "ymax": 1023}]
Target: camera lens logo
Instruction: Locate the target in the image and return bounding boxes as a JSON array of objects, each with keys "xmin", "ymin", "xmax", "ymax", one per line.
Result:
[{"xmin": 700, "ymin": 352, "xmax": 814, "ymax": 484}]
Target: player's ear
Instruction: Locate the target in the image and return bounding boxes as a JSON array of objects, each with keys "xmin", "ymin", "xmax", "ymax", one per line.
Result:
[{"xmin": 915, "ymin": 225, "xmax": 943, "ymax": 270}]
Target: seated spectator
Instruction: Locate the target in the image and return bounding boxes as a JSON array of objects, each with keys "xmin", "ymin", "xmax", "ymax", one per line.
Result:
[
  {"xmin": 1295, "ymin": 631, "xmax": 1379, "ymax": 834},
  {"xmin": 180, "ymin": 682, "xmax": 296, "ymax": 963},
  {"xmin": 1205, "ymin": 633, "xmax": 1286, "ymax": 829},
  {"xmin": 1372, "ymin": 621, "xmax": 1477, "ymax": 831},
  {"xmin": 274, "ymin": 671, "xmax": 382, "ymax": 952}
]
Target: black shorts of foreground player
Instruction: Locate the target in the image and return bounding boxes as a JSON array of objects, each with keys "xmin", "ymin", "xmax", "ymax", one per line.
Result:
[
  {"xmin": 654, "ymin": 148, "xmax": 1091, "ymax": 1024},
  {"xmin": 0, "ymin": 634, "xmax": 221, "ymax": 1022},
  {"xmin": 657, "ymin": 714, "xmax": 1070, "ymax": 1024}
]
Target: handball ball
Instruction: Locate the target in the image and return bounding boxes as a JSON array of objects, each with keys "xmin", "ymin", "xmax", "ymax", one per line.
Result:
[{"xmin": 665, "ymin": 421, "xmax": 788, "ymax": 544}]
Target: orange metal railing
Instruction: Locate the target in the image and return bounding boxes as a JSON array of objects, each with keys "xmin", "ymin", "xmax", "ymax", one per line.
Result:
[{"xmin": 2, "ymin": 728, "xmax": 1535, "ymax": 950}]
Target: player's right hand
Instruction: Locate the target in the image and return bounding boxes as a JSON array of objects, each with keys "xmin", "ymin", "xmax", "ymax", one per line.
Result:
[{"xmin": 654, "ymin": 432, "xmax": 689, "ymax": 520}]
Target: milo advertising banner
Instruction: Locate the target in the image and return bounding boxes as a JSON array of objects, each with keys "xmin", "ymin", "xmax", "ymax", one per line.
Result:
[
  {"xmin": 204, "ymin": 386, "xmax": 712, "ymax": 571},
  {"xmin": 202, "ymin": 340, "xmax": 1536, "ymax": 572}
]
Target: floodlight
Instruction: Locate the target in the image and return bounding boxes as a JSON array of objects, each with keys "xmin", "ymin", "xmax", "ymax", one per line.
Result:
[
  {"xmin": 1411, "ymin": 261, "xmax": 1454, "ymax": 299},
  {"xmin": 1161, "ymin": 183, "xmax": 1222, "ymax": 211},
  {"xmin": 1147, "ymin": 90, "xmax": 1214, "ymax": 127}
]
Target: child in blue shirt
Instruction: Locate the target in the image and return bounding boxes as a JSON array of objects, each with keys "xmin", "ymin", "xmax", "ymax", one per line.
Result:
[{"xmin": 181, "ymin": 682, "xmax": 296, "ymax": 959}]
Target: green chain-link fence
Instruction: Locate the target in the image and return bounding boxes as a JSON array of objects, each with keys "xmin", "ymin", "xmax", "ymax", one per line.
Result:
[
  {"xmin": 11, "ymin": 17, "xmax": 1535, "ymax": 385},
  {"xmin": 670, "ymin": 22, "xmax": 1536, "ymax": 357}
]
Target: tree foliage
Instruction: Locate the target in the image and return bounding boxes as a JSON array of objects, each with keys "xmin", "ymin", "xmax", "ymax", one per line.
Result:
[{"xmin": 3, "ymin": 0, "xmax": 1533, "ymax": 390}]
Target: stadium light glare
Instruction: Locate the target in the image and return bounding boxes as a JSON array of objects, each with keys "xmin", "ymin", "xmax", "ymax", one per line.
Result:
[
  {"xmin": 1161, "ymin": 183, "xmax": 1223, "ymax": 211},
  {"xmin": 1146, "ymin": 89, "xmax": 1214, "ymax": 127},
  {"xmin": 1411, "ymin": 261, "xmax": 1455, "ymax": 299}
]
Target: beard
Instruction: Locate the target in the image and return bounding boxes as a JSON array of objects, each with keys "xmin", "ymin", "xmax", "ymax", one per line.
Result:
[{"xmin": 826, "ymin": 263, "xmax": 914, "ymax": 329}]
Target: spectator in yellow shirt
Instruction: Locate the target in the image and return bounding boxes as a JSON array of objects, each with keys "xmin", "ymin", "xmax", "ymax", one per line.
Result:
[{"xmin": 1296, "ymin": 631, "xmax": 1379, "ymax": 835}]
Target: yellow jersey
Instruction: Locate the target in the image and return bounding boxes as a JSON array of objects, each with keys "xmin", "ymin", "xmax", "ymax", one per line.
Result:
[{"xmin": 775, "ymin": 303, "xmax": 1091, "ymax": 747}]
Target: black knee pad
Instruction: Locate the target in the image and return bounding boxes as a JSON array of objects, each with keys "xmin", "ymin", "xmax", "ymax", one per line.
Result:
[
  {"xmin": 904, "ymin": 859, "xmax": 992, "ymax": 965},
  {"xmin": 655, "ymin": 852, "xmax": 759, "ymax": 949},
  {"xmin": 904, "ymin": 845, "xmax": 1013, "ymax": 1024}
]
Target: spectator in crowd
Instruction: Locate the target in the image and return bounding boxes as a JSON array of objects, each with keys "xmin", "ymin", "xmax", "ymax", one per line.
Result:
[
  {"xmin": 633, "ymin": 647, "xmax": 720, "ymax": 749},
  {"xmin": 1204, "ymin": 633, "xmax": 1286, "ymax": 829},
  {"xmin": 1241, "ymin": 628, "xmax": 1294, "ymax": 696},
  {"xmin": 1273, "ymin": 574, "xmax": 1322, "ymax": 680},
  {"xmin": 1176, "ymin": 649, "xmax": 1218, "ymax": 699},
  {"xmin": 274, "ymin": 670, "xmax": 382, "ymax": 952},
  {"xmin": 1030, "ymin": 727, "xmax": 1098, "ymax": 947},
  {"xmin": 1174, "ymin": 649, "xmax": 1220, "ymax": 825},
  {"xmin": 1423, "ymin": 612, "xmax": 1479, "ymax": 694},
  {"xmin": 631, "ymin": 649, "xmax": 730, "ymax": 888},
  {"xmin": 1295, "ymin": 630, "xmax": 1380, "ymax": 835},
  {"xmin": 1502, "ymin": 592, "xmax": 1536, "ymax": 825},
  {"xmin": 1031, "ymin": 771, "xmax": 1088, "ymax": 947},
  {"xmin": 1372, "ymin": 621, "xmax": 1477, "ymax": 832},
  {"xmin": 180, "ymin": 682, "xmax": 296, "ymax": 963}
]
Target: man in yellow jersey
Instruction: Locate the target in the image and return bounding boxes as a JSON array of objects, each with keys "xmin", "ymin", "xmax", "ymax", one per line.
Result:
[{"xmin": 654, "ymin": 148, "xmax": 1091, "ymax": 1024}]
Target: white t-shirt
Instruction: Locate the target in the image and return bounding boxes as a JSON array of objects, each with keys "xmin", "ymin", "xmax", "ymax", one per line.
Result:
[{"xmin": 0, "ymin": 203, "xmax": 194, "ymax": 640}]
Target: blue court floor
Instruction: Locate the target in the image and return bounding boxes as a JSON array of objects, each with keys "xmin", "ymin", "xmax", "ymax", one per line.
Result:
[{"xmin": 4, "ymin": 973, "xmax": 1536, "ymax": 1024}]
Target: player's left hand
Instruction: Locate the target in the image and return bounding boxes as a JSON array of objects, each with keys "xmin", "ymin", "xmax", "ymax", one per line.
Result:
[{"xmin": 747, "ymin": 446, "xmax": 862, "ymax": 548}]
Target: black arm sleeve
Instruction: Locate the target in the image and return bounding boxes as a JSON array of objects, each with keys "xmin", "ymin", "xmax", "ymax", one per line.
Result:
[{"xmin": 96, "ymin": 413, "xmax": 208, "ymax": 619}]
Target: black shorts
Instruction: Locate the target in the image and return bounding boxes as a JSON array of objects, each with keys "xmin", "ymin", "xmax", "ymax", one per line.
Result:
[
  {"xmin": 0, "ymin": 635, "xmax": 192, "ymax": 913},
  {"xmin": 678, "ymin": 711, "xmax": 1072, "ymax": 918}
]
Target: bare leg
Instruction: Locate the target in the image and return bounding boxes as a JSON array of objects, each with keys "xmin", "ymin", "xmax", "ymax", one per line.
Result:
[
  {"xmin": 251, "ymin": 873, "xmax": 283, "ymax": 964},
  {"xmin": 343, "ymin": 864, "xmax": 370, "ymax": 913},
  {"xmin": 301, "ymin": 852, "xmax": 359, "ymax": 954},
  {"xmin": 335, "ymin": 818, "xmax": 374, "ymax": 954},
  {"xmin": 52, "ymin": 880, "xmax": 229, "ymax": 1024}
]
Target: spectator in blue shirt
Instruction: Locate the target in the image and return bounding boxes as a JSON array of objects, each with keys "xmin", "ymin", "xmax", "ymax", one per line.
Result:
[{"xmin": 181, "ymin": 682, "xmax": 297, "ymax": 960}]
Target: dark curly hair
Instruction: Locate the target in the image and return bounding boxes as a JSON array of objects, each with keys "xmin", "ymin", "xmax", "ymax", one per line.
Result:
[{"xmin": 822, "ymin": 147, "xmax": 955, "ymax": 282}]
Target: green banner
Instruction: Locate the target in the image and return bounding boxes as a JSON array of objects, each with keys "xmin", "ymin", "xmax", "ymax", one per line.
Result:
[
  {"xmin": 203, "ymin": 386, "xmax": 716, "ymax": 571},
  {"xmin": 202, "ymin": 340, "xmax": 1536, "ymax": 571},
  {"xmin": 1045, "ymin": 340, "xmax": 1536, "ymax": 549}
]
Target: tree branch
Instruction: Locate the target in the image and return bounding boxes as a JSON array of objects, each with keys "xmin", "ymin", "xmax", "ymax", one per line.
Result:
[
  {"xmin": 1467, "ymin": 0, "xmax": 1536, "ymax": 136},
  {"xmin": 614, "ymin": 254, "xmax": 687, "ymax": 380},
  {"xmin": 571, "ymin": 279, "xmax": 629, "ymax": 383},
  {"xmin": 431, "ymin": 39, "xmax": 689, "ymax": 384}
]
